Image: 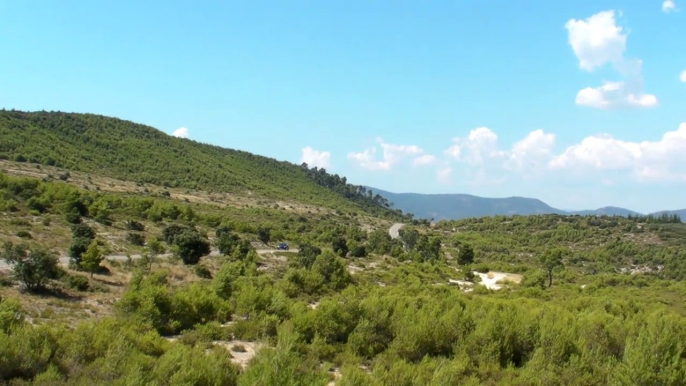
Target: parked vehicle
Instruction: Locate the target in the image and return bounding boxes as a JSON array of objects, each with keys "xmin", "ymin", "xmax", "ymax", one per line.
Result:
[{"xmin": 277, "ymin": 242, "xmax": 289, "ymax": 250}]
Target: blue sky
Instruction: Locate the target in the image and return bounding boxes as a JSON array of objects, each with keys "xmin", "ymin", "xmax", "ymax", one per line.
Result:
[{"xmin": 1, "ymin": 1, "xmax": 685, "ymax": 212}]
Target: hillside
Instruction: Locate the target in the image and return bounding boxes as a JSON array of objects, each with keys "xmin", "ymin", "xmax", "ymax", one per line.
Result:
[
  {"xmin": 0, "ymin": 110, "xmax": 406, "ymax": 220},
  {"xmin": 370, "ymin": 187, "xmax": 681, "ymax": 221},
  {"xmin": 3, "ymin": 167, "xmax": 686, "ymax": 384}
]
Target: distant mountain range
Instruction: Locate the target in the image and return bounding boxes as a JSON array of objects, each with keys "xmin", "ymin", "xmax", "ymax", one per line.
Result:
[{"xmin": 369, "ymin": 187, "xmax": 685, "ymax": 221}]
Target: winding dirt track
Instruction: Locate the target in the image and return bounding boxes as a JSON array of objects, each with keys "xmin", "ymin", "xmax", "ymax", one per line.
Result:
[{"xmin": 389, "ymin": 223, "xmax": 404, "ymax": 239}]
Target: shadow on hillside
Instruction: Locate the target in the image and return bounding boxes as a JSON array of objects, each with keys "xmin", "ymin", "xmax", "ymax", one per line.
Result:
[
  {"xmin": 94, "ymin": 277, "xmax": 124, "ymax": 287},
  {"xmin": 24, "ymin": 285, "xmax": 85, "ymax": 301}
]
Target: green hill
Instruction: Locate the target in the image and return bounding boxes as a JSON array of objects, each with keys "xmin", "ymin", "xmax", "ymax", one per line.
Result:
[{"xmin": 0, "ymin": 110, "xmax": 406, "ymax": 219}]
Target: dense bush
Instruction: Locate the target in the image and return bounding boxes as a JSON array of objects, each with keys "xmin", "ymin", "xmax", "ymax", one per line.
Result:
[
  {"xmin": 126, "ymin": 232, "xmax": 145, "ymax": 246},
  {"xmin": 172, "ymin": 230, "xmax": 211, "ymax": 265},
  {"xmin": 1, "ymin": 242, "xmax": 59, "ymax": 291},
  {"xmin": 63, "ymin": 274, "xmax": 90, "ymax": 291},
  {"xmin": 350, "ymin": 245, "xmax": 367, "ymax": 258}
]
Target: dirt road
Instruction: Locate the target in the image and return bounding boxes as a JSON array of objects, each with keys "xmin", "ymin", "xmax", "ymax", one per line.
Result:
[{"xmin": 389, "ymin": 223, "xmax": 404, "ymax": 239}]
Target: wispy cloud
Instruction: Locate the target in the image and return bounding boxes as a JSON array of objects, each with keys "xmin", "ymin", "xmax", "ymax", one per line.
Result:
[{"xmin": 663, "ymin": 0, "xmax": 677, "ymax": 13}]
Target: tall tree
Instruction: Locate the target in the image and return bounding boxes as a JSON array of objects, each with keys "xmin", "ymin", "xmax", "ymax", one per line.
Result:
[
  {"xmin": 540, "ymin": 248, "xmax": 564, "ymax": 287},
  {"xmin": 80, "ymin": 240, "xmax": 103, "ymax": 278},
  {"xmin": 457, "ymin": 244, "xmax": 475, "ymax": 266},
  {"xmin": 399, "ymin": 228, "xmax": 420, "ymax": 251},
  {"xmin": 257, "ymin": 226, "xmax": 271, "ymax": 244}
]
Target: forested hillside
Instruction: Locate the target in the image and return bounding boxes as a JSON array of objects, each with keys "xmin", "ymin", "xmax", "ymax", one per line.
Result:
[{"xmin": 0, "ymin": 110, "xmax": 407, "ymax": 220}]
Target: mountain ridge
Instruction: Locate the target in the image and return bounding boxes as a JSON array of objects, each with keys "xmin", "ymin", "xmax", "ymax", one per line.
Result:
[{"xmin": 368, "ymin": 186, "xmax": 684, "ymax": 221}]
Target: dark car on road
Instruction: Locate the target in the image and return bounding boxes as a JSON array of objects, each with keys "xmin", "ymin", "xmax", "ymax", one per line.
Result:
[{"xmin": 277, "ymin": 242, "xmax": 289, "ymax": 250}]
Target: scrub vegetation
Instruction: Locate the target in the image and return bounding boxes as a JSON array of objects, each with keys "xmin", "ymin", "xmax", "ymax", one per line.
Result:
[{"xmin": 1, "ymin": 112, "xmax": 686, "ymax": 385}]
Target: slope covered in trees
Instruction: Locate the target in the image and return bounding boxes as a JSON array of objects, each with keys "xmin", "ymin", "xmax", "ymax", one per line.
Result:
[{"xmin": 0, "ymin": 110, "xmax": 407, "ymax": 220}]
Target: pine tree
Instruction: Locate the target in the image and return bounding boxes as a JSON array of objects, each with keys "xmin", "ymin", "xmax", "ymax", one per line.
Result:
[{"xmin": 80, "ymin": 240, "xmax": 103, "ymax": 278}]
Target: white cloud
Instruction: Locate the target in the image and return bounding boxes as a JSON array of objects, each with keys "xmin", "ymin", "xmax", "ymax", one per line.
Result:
[
  {"xmin": 663, "ymin": 0, "xmax": 677, "ymax": 12},
  {"xmin": 348, "ymin": 138, "xmax": 424, "ymax": 170},
  {"xmin": 300, "ymin": 146, "xmax": 331, "ymax": 169},
  {"xmin": 444, "ymin": 127, "xmax": 502, "ymax": 164},
  {"xmin": 349, "ymin": 124, "xmax": 686, "ymax": 188},
  {"xmin": 172, "ymin": 127, "xmax": 189, "ymax": 138},
  {"xmin": 443, "ymin": 127, "xmax": 557, "ymax": 183},
  {"xmin": 680, "ymin": 69, "xmax": 686, "ymax": 82},
  {"xmin": 576, "ymin": 80, "xmax": 658, "ymax": 109},
  {"xmin": 550, "ymin": 123, "xmax": 686, "ymax": 181},
  {"xmin": 505, "ymin": 129, "xmax": 556, "ymax": 176},
  {"xmin": 565, "ymin": 10, "xmax": 626, "ymax": 72},
  {"xmin": 413, "ymin": 154, "xmax": 438, "ymax": 166},
  {"xmin": 565, "ymin": 11, "xmax": 657, "ymax": 109}
]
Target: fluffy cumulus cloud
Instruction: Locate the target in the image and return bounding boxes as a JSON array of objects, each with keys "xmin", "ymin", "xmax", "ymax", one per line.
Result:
[
  {"xmin": 565, "ymin": 11, "xmax": 657, "ymax": 109},
  {"xmin": 442, "ymin": 127, "xmax": 556, "ymax": 184},
  {"xmin": 663, "ymin": 0, "xmax": 677, "ymax": 12},
  {"xmin": 300, "ymin": 146, "xmax": 331, "ymax": 169},
  {"xmin": 172, "ymin": 127, "xmax": 189, "ymax": 138},
  {"xmin": 550, "ymin": 123, "xmax": 686, "ymax": 181},
  {"xmin": 445, "ymin": 127, "xmax": 503, "ymax": 164},
  {"xmin": 565, "ymin": 11, "xmax": 626, "ymax": 72},
  {"xmin": 505, "ymin": 129, "xmax": 556, "ymax": 176},
  {"xmin": 347, "ymin": 138, "xmax": 424, "ymax": 170},
  {"xmin": 347, "ymin": 123, "xmax": 686, "ymax": 186}
]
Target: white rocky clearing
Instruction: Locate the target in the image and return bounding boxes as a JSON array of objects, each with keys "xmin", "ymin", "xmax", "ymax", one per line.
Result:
[{"xmin": 450, "ymin": 271, "xmax": 522, "ymax": 291}]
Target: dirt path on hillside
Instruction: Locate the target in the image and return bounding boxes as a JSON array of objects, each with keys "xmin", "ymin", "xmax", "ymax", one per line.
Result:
[{"xmin": 389, "ymin": 223, "xmax": 404, "ymax": 239}]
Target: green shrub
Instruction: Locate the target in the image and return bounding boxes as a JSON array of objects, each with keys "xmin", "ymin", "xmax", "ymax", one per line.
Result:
[
  {"xmin": 1, "ymin": 242, "xmax": 59, "ymax": 291},
  {"xmin": 193, "ymin": 265, "xmax": 212, "ymax": 279},
  {"xmin": 0, "ymin": 296, "xmax": 24, "ymax": 332},
  {"xmin": 521, "ymin": 270, "xmax": 547, "ymax": 289},
  {"xmin": 350, "ymin": 245, "xmax": 367, "ymax": 258},
  {"xmin": 64, "ymin": 275, "xmax": 90, "ymax": 291},
  {"xmin": 16, "ymin": 230, "xmax": 32, "ymax": 239},
  {"xmin": 173, "ymin": 230, "xmax": 211, "ymax": 265},
  {"xmin": 68, "ymin": 237, "xmax": 91, "ymax": 262},
  {"xmin": 65, "ymin": 212, "xmax": 82, "ymax": 225},
  {"xmin": 126, "ymin": 232, "xmax": 145, "ymax": 246},
  {"xmin": 71, "ymin": 223, "xmax": 96, "ymax": 239}
]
